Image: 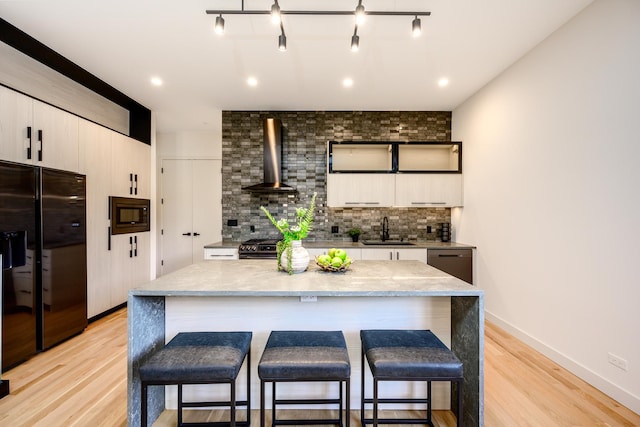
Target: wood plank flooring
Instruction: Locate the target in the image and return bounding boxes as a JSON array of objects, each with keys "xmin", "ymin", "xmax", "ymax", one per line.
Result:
[{"xmin": 0, "ymin": 308, "xmax": 638, "ymax": 426}]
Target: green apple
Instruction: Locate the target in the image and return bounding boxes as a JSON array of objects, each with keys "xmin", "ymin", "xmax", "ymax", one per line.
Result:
[
  {"xmin": 317, "ymin": 254, "xmax": 331, "ymax": 266},
  {"xmin": 331, "ymin": 257, "xmax": 343, "ymax": 268},
  {"xmin": 328, "ymin": 248, "xmax": 338, "ymax": 258},
  {"xmin": 334, "ymin": 249, "xmax": 347, "ymax": 261},
  {"xmin": 343, "ymin": 257, "xmax": 352, "ymax": 267}
]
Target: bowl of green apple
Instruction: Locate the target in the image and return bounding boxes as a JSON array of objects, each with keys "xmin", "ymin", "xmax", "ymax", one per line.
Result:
[{"xmin": 315, "ymin": 248, "xmax": 352, "ymax": 272}]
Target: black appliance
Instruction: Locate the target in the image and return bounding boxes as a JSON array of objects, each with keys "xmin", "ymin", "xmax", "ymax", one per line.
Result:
[
  {"xmin": 0, "ymin": 161, "xmax": 87, "ymax": 371},
  {"xmin": 238, "ymin": 239, "xmax": 279, "ymax": 259},
  {"xmin": 109, "ymin": 196, "xmax": 151, "ymax": 235}
]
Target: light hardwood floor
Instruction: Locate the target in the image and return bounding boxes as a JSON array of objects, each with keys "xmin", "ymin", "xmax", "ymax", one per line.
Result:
[{"xmin": 0, "ymin": 308, "xmax": 638, "ymax": 426}]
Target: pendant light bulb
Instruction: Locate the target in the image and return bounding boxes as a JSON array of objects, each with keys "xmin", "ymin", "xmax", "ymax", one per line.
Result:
[
  {"xmin": 355, "ymin": 3, "xmax": 365, "ymax": 26},
  {"xmin": 412, "ymin": 16, "xmax": 421, "ymax": 37},
  {"xmin": 278, "ymin": 34, "xmax": 287, "ymax": 52},
  {"xmin": 271, "ymin": 1, "xmax": 281, "ymax": 25},
  {"xmin": 351, "ymin": 34, "xmax": 360, "ymax": 52},
  {"xmin": 214, "ymin": 15, "xmax": 225, "ymax": 35}
]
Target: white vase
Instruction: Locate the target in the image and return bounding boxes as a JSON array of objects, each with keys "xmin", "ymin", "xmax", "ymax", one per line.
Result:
[{"xmin": 280, "ymin": 240, "xmax": 310, "ymax": 274}]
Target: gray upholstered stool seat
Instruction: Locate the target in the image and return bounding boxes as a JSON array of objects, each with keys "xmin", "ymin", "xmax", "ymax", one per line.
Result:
[
  {"xmin": 360, "ymin": 329, "xmax": 463, "ymax": 427},
  {"xmin": 139, "ymin": 331, "xmax": 252, "ymax": 427},
  {"xmin": 258, "ymin": 330, "xmax": 351, "ymax": 427}
]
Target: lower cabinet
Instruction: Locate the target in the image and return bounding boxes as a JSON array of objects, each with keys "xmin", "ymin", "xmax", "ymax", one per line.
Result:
[
  {"xmin": 204, "ymin": 247, "xmax": 238, "ymax": 260},
  {"xmin": 361, "ymin": 248, "xmax": 427, "ymax": 263},
  {"xmin": 110, "ymin": 233, "xmax": 150, "ymax": 307}
]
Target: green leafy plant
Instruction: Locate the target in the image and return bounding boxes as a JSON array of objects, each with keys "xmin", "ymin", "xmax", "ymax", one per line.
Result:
[{"xmin": 260, "ymin": 192, "xmax": 317, "ymax": 274}]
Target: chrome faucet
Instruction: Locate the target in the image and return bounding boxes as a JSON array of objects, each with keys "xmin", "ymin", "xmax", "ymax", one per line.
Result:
[{"xmin": 382, "ymin": 216, "xmax": 389, "ymax": 241}]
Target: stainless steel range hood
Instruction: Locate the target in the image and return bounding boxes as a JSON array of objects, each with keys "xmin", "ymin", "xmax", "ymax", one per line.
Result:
[{"xmin": 242, "ymin": 118, "xmax": 296, "ymax": 193}]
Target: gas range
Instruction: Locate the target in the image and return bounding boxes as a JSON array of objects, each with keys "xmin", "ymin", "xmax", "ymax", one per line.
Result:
[{"xmin": 238, "ymin": 238, "xmax": 279, "ymax": 259}]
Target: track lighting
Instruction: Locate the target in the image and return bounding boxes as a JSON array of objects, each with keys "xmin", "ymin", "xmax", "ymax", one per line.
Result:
[
  {"xmin": 214, "ymin": 14, "xmax": 225, "ymax": 35},
  {"xmin": 206, "ymin": 2, "xmax": 430, "ymax": 52},
  {"xmin": 351, "ymin": 30, "xmax": 359, "ymax": 52},
  {"xmin": 278, "ymin": 25, "xmax": 287, "ymax": 52},
  {"xmin": 270, "ymin": 0, "xmax": 281, "ymax": 25},
  {"xmin": 412, "ymin": 16, "xmax": 421, "ymax": 37},
  {"xmin": 355, "ymin": 1, "xmax": 365, "ymax": 26}
]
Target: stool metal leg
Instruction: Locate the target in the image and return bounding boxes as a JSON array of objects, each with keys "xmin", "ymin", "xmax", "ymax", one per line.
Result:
[
  {"xmin": 345, "ymin": 378, "xmax": 351, "ymax": 427},
  {"xmin": 360, "ymin": 344, "xmax": 365, "ymax": 427},
  {"xmin": 141, "ymin": 383, "xmax": 148, "ymax": 427},
  {"xmin": 178, "ymin": 384, "xmax": 183, "ymax": 426},
  {"xmin": 373, "ymin": 378, "xmax": 378, "ymax": 427},
  {"xmin": 230, "ymin": 380, "xmax": 236, "ymax": 427},
  {"xmin": 260, "ymin": 380, "xmax": 266, "ymax": 427},
  {"xmin": 246, "ymin": 348, "xmax": 251, "ymax": 426},
  {"xmin": 427, "ymin": 380, "xmax": 432, "ymax": 424}
]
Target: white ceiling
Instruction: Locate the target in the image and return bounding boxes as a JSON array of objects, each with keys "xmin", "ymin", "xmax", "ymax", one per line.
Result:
[{"xmin": 0, "ymin": 0, "xmax": 593, "ymax": 132}]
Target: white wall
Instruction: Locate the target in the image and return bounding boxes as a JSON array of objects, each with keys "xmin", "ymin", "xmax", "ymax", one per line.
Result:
[{"xmin": 452, "ymin": 0, "xmax": 640, "ymax": 412}]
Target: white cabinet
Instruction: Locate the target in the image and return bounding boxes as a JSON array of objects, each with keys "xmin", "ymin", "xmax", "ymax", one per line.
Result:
[
  {"xmin": 111, "ymin": 133, "xmax": 150, "ymax": 198},
  {"xmin": 110, "ymin": 233, "xmax": 150, "ymax": 306},
  {"xmin": 204, "ymin": 247, "xmax": 238, "ymax": 260},
  {"xmin": 395, "ymin": 174, "xmax": 463, "ymax": 207},
  {"xmin": 79, "ymin": 120, "xmax": 113, "ymax": 317},
  {"xmin": 0, "ymin": 85, "xmax": 32, "ymax": 163},
  {"xmin": 307, "ymin": 247, "xmax": 362, "ymax": 260},
  {"xmin": 79, "ymin": 118, "xmax": 151, "ymax": 317},
  {"xmin": 326, "ymin": 174, "xmax": 395, "ymax": 207},
  {"xmin": 361, "ymin": 248, "xmax": 427, "ymax": 263},
  {"xmin": 0, "ymin": 86, "xmax": 79, "ymax": 171}
]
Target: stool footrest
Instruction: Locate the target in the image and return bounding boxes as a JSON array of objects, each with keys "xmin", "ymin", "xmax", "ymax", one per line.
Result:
[
  {"xmin": 182, "ymin": 399, "xmax": 249, "ymax": 408},
  {"xmin": 274, "ymin": 419, "xmax": 343, "ymax": 426},
  {"xmin": 180, "ymin": 422, "xmax": 251, "ymax": 427},
  {"xmin": 362, "ymin": 398, "xmax": 429, "ymax": 405},
  {"xmin": 275, "ymin": 398, "xmax": 342, "ymax": 405},
  {"xmin": 362, "ymin": 418, "xmax": 434, "ymax": 426}
]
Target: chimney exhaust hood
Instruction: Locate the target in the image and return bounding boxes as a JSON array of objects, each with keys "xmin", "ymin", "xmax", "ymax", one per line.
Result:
[{"xmin": 242, "ymin": 118, "xmax": 296, "ymax": 193}]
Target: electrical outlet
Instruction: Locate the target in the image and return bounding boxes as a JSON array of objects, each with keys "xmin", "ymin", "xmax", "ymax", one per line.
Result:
[
  {"xmin": 608, "ymin": 353, "xmax": 628, "ymax": 371},
  {"xmin": 300, "ymin": 296, "xmax": 318, "ymax": 303},
  {"xmin": 331, "ymin": 226, "xmax": 339, "ymax": 233},
  {"xmin": 426, "ymin": 225, "xmax": 432, "ymax": 233}
]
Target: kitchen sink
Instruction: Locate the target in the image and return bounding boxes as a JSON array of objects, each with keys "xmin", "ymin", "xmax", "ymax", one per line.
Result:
[{"xmin": 361, "ymin": 240, "xmax": 415, "ymax": 246}]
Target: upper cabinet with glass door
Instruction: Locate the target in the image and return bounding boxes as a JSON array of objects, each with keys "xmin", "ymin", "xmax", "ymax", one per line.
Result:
[
  {"xmin": 328, "ymin": 142, "xmax": 394, "ymax": 173},
  {"xmin": 397, "ymin": 142, "xmax": 461, "ymax": 173}
]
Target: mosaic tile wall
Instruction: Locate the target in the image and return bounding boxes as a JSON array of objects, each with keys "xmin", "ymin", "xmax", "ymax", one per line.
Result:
[{"xmin": 222, "ymin": 111, "xmax": 453, "ymax": 242}]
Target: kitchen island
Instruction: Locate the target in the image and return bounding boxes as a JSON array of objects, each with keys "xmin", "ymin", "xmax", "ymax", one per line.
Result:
[{"xmin": 128, "ymin": 260, "xmax": 484, "ymax": 426}]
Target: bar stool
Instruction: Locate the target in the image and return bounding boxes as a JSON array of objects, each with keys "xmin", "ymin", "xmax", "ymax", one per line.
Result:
[
  {"xmin": 258, "ymin": 330, "xmax": 351, "ymax": 427},
  {"xmin": 360, "ymin": 329, "xmax": 463, "ymax": 427},
  {"xmin": 139, "ymin": 331, "xmax": 252, "ymax": 427}
]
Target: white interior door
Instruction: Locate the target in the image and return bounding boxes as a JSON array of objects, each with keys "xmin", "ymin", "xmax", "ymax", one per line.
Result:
[
  {"xmin": 191, "ymin": 159, "xmax": 222, "ymax": 262},
  {"xmin": 161, "ymin": 159, "xmax": 221, "ymax": 275}
]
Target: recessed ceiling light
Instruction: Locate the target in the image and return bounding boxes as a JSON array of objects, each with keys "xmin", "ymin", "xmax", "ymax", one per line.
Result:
[
  {"xmin": 150, "ymin": 77, "xmax": 163, "ymax": 86},
  {"xmin": 438, "ymin": 78, "xmax": 449, "ymax": 87},
  {"xmin": 343, "ymin": 78, "xmax": 354, "ymax": 88},
  {"xmin": 247, "ymin": 77, "xmax": 258, "ymax": 87}
]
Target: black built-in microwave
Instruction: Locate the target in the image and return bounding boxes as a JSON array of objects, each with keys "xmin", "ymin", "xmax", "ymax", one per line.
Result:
[{"xmin": 109, "ymin": 196, "xmax": 150, "ymax": 235}]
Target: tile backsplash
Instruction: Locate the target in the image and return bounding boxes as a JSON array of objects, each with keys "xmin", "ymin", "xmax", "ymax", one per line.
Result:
[{"xmin": 222, "ymin": 111, "xmax": 453, "ymax": 242}]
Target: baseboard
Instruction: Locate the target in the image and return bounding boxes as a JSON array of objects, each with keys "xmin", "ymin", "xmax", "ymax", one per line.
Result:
[
  {"xmin": 88, "ymin": 302, "xmax": 127, "ymax": 324},
  {"xmin": 0, "ymin": 379, "xmax": 9, "ymax": 399},
  {"xmin": 485, "ymin": 311, "xmax": 640, "ymax": 415}
]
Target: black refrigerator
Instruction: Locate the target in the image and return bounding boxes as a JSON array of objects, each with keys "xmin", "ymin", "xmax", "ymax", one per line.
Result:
[{"xmin": 0, "ymin": 161, "xmax": 87, "ymax": 371}]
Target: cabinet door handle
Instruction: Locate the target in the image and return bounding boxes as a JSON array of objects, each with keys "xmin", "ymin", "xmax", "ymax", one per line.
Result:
[
  {"xmin": 134, "ymin": 235, "xmax": 138, "ymax": 257},
  {"xmin": 129, "ymin": 236, "xmax": 133, "ymax": 258},
  {"xmin": 438, "ymin": 254, "xmax": 462, "ymax": 257},
  {"xmin": 129, "ymin": 173, "xmax": 133, "ymax": 195},
  {"xmin": 182, "ymin": 232, "xmax": 192, "ymax": 236},
  {"xmin": 389, "ymin": 251, "xmax": 392, "ymax": 260},
  {"xmin": 193, "ymin": 232, "xmax": 200, "ymax": 237},
  {"xmin": 134, "ymin": 174, "xmax": 138, "ymax": 195},
  {"xmin": 27, "ymin": 126, "xmax": 32, "ymax": 159},
  {"xmin": 396, "ymin": 251, "xmax": 400, "ymax": 260},
  {"xmin": 108, "ymin": 227, "xmax": 111, "ymax": 251},
  {"xmin": 37, "ymin": 130, "xmax": 43, "ymax": 161}
]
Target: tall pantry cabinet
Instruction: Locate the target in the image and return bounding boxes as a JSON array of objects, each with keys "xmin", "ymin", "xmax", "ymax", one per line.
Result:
[{"xmin": 78, "ymin": 119, "xmax": 151, "ymax": 318}]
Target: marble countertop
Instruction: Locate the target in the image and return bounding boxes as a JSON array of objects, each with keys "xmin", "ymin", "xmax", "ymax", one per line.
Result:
[
  {"xmin": 131, "ymin": 260, "xmax": 482, "ymax": 297},
  {"xmin": 204, "ymin": 240, "xmax": 475, "ymax": 249}
]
